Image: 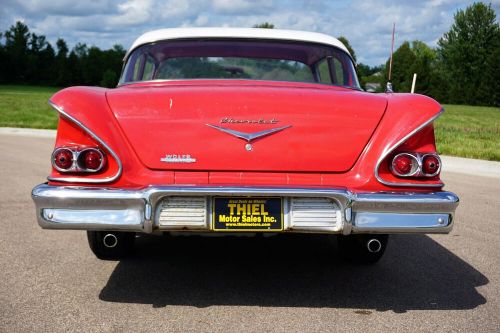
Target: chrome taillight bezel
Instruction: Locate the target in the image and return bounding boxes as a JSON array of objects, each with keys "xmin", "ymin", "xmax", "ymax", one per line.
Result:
[
  {"xmin": 51, "ymin": 147, "xmax": 75, "ymax": 172},
  {"xmin": 390, "ymin": 152, "xmax": 420, "ymax": 177},
  {"xmin": 421, "ymin": 153, "xmax": 442, "ymax": 177},
  {"xmin": 76, "ymin": 148, "xmax": 106, "ymax": 172},
  {"xmin": 51, "ymin": 147, "xmax": 106, "ymax": 173},
  {"xmin": 390, "ymin": 152, "xmax": 441, "ymax": 178}
]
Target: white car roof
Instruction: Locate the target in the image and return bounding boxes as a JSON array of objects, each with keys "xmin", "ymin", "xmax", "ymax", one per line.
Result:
[{"xmin": 125, "ymin": 27, "xmax": 351, "ymax": 60}]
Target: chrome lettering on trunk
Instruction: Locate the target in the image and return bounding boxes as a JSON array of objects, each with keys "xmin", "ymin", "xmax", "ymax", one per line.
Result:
[
  {"xmin": 160, "ymin": 154, "xmax": 197, "ymax": 163},
  {"xmin": 221, "ymin": 117, "xmax": 279, "ymax": 124}
]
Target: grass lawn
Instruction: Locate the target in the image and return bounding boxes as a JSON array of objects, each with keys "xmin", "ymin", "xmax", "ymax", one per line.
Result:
[
  {"xmin": 0, "ymin": 85, "xmax": 499, "ymax": 161},
  {"xmin": 0, "ymin": 85, "xmax": 59, "ymax": 129},
  {"xmin": 436, "ymin": 104, "xmax": 500, "ymax": 161}
]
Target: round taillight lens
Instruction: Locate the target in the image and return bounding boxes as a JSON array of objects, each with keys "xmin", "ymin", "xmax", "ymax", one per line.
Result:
[
  {"xmin": 53, "ymin": 148, "xmax": 73, "ymax": 170},
  {"xmin": 422, "ymin": 155, "xmax": 440, "ymax": 176},
  {"xmin": 78, "ymin": 149, "xmax": 104, "ymax": 171},
  {"xmin": 391, "ymin": 153, "xmax": 418, "ymax": 177}
]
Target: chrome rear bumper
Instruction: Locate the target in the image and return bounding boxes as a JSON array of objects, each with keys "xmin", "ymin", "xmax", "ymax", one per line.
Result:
[{"xmin": 31, "ymin": 184, "xmax": 459, "ymax": 234}]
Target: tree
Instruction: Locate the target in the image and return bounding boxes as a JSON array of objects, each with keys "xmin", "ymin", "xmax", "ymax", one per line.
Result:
[
  {"xmin": 438, "ymin": 2, "xmax": 500, "ymax": 106},
  {"xmin": 408, "ymin": 40, "xmax": 438, "ymax": 97},
  {"xmin": 337, "ymin": 36, "xmax": 356, "ymax": 63},
  {"xmin": 100, "ymin": 69, "xmax": 118, "ymax": 87},
  {"xmin": 55, "ymin": 38, "xmax": 70, "ymax": 86},
  {"xmin": 253, "ymin": 22, "xmax": 275, "ymax": 29},
  {"xmin": 0, "ymin": 33, "xmax": 5, "ymax": 83},
  {"xmin": 385, "ymin": 41, "xmax": 417, "ymax": 92},
  {"xmin": 3, "ymin": 21, "xmax": 31, "ymax": 82}
]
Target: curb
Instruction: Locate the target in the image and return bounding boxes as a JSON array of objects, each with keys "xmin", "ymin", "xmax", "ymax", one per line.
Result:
[
  {"xmin": 440, "ymin": 155, "xmax": 500, "ymax": 179},
  {"xmin": 0, "ymin": 127, "xmax": 56, "ymax": 138},
  {"xmin": 1, "ymin": 127, "xmax": 499, "ymax": 178}
]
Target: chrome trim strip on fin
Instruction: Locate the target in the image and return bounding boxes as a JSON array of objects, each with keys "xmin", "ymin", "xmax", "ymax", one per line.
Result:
[
  {"xmin": 374, "ymin": 108, "xmax": 445, "ymax": 188},
  {"xmin": 47, "ymin": 100, "xmax": 123, "ymax": 184},
  {"xmin": 206, "ymin": 124, "xmax": 292, "ymax": 142}
]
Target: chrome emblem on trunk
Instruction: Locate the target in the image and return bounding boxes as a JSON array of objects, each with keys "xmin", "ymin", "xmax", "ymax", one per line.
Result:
[
  {"xmin": 206, "ymin": 124, "xmax": 292, "ymax": 143},
  {"xmin": 160, "ymin": 154, "xmax": 196, "ymax": 163},
  {"xmin": 220, "ymin": 117, "xmax": 278, "ymax": 124}
]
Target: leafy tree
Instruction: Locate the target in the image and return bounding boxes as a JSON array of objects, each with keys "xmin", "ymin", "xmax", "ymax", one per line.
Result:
[
  {"xmin": 409, "ymin": 40, "xmax": 437, "ymax": 96},
  {"xmin": 385, "ymin": 41, "xmax": 417, "ymax": 92},
  {"xmin": 100, "ymin": 69, "xmax": 118, "ymax": 87},
  {"xmin": 37, "ymin": 43, "xmax": 55, "ymax": 85},
  {"xmin": 358, "ymin": 63, "xmax": 384, "ymax": 92},
  {"xmin": 55, "ymin": 38, "xmax": 70, "ymax": 86},
  {"xmin": 3, "ymin": 21, "xmax": 31, "ymax": 82},
  {"xmin": 337, "ymin": 36, "xmax": 357, "ymax": 63},
  {"xmin": 0, "ymin": 32, "xmax": 5, "ymax": 83},
  {"xmin": 438, "ymin": 2, "xmax": 500, "ymax": 106},
  {"xmin": 0, "ymin": 21, "xmax": 127, "ymax": 87},
  {"xmin": 253, "ymin": 22, "xmax": 275, "ymax": 29}
]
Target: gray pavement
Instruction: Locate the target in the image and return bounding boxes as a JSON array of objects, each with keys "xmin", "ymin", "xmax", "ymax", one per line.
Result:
[{"xmin": 0, "ymin": 133, "xmax": 499, "ymax": 332}]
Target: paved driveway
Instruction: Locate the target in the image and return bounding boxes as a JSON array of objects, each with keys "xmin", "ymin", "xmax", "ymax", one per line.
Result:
[{"xmin": 0, "ymin": 134, "xmax": 498, "ymax": 332}]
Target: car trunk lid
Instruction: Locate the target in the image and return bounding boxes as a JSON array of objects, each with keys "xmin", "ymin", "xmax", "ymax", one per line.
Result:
[{"xmin": 106, "ymin": 81, "xmax": 387, "ymax": 173}]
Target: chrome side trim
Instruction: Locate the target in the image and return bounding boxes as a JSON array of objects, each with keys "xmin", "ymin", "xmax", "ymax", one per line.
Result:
[
  {"xmin": 47, "ymin": 100, "xmax": 123, "ymax": 184},
  {"xmin": 374, "ymin": 108, "xmax": 445, "ymax": 188}
]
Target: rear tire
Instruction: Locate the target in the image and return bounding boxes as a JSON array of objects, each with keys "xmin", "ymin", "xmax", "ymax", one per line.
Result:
[
  {"xmin": 337, "ymin": 234, "xmax": 389, "ymax": 264},
  {"xmin": 87, "ymin": 231, "xmax": 135, "ymax": 260}
]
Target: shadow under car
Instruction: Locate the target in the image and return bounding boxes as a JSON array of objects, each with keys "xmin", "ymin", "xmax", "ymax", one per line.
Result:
[{"xmin": 99, "ymin": 234, "xmax": 487, "ymax": 312}]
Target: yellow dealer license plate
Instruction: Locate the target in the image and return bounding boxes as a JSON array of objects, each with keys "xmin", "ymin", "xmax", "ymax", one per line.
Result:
[{"xmin": 212, "ymin": 197, "xmax": 283, "ymax": 231}]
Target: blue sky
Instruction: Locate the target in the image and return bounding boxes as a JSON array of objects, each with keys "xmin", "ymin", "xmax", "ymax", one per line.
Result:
[{"xmin": 1, "ymin": 0, "xmax": 498, "ymax": 66}]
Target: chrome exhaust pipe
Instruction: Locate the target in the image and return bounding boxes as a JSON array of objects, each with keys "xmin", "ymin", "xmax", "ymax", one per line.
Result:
[
  {"xmin": 366, "ymin": 238, "xmax": 382, "ymax": 253},
  {"xmin": 103, "ymin": 233, "xmax": 118, "ymax": 248}
]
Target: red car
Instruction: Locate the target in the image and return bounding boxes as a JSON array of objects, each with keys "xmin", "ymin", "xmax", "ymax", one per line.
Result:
[{"xmin": 32, "ymin": 28, "xmax": 459, "ymax": 263}]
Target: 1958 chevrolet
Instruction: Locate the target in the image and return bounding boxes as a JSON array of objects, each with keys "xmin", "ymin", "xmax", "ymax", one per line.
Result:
[{"xmin": 31, "ymin": 28, "xmax": 459, "ymax": 263}]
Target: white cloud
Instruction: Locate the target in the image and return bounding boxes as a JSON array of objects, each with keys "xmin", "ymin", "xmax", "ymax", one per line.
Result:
[
  {"xmin": 107, "ymin": 0, "xmax": 154, "ymax": 27},
  {"xmin": 0, "ymin": 0, "xmax": 498, "ymax": 65},
  {"xmin": 212, "ymin": 0, "xmax": 272, "ymax": 15}
]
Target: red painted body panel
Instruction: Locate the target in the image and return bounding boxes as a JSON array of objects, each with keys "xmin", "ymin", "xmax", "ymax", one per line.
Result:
[
  {"xmin": 48, "ymin": 81, "xmax": 444, "ymax": 192},
  {"xmin": 106, "ymin": 81, "xmax": 387, "ymax": 172}
]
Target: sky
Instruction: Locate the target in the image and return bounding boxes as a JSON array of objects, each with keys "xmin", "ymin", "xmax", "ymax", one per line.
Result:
[{"xmin": 1, "ymin": 0, "xmax": 499, "ymax": 66}]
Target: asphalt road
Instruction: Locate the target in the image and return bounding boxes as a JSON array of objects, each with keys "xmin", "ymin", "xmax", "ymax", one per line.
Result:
[{"xmin": 1, "ymin": 134, "xmax": 499, "ymax": 333}]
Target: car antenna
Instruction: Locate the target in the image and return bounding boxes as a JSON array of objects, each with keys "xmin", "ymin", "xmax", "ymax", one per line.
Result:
[{"xmin": 385, "ymin": 22, "xmax": 395, "ymax": 93}]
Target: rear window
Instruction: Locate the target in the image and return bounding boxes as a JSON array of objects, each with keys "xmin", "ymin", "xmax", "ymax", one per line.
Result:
[{"xmin": 120, "ymin": 39, "xmax": 359, "ymax": 89}]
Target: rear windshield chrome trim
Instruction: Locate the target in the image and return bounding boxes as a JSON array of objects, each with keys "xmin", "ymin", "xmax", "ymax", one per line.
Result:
[
  {"xmin": 47, "ymin": 100, "xmax": 123, "ymax": 184},
  {"xmin": 116, "ymin": 78, "xmax": 362, "ymax": 90}
]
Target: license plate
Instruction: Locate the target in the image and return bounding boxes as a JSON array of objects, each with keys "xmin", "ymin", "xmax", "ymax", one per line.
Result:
[{"xmin": 212, "ymin": 197, "xmax": 283, "ymax": 231}]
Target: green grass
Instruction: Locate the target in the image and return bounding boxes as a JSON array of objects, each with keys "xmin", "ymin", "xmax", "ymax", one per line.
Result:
[
  {"xmin": 436, "ymin": 104, "xmax": 500, "ymax": 161},
  {"xmin": 0, "ymin": 85, "xmax": 499, "ymax": 160},
  {"xmin": 0, "ymin": 85, "xmax": 59, "ymax": 129}
]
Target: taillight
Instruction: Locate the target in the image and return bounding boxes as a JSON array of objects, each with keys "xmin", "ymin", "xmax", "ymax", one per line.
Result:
[
  {"xmin": 77, "ymin": 148, "xmax": 105, "ymax": 171},
  {"xmin": 51, "ymin": 147, "xmax": 105, "ymax": 173},
  {"xmin": 390, "ymin": 152, "xmax": 441, "ymax": 178},
  {"xmin": 391, "ymin": 153, "xmax": 419, "ymax": 177},
  {"xmin": 422, "ymin": 154, "xmax": 441, "ymax": 176},
  {"xmin": 52, "ymin": 148, "xmax": 74, "ymax": 171}
]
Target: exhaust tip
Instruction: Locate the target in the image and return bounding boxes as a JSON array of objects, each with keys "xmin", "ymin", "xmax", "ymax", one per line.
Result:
[
  {"xmin": 103, "ymin": 233, "xmax": 118, "ymax": 248},
  {"xmin": 367, "ymin": 238, "xmax": 382, "ymax": 253}
]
